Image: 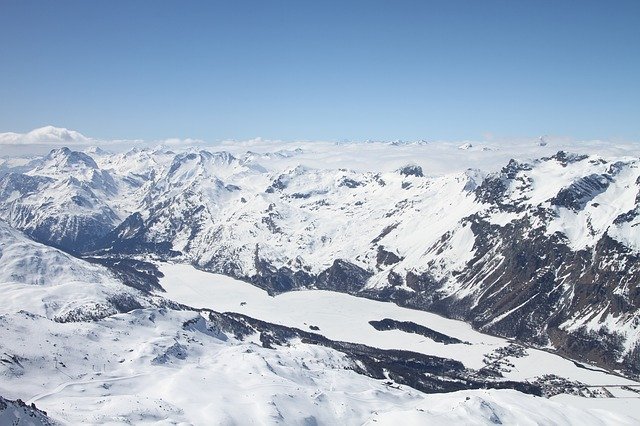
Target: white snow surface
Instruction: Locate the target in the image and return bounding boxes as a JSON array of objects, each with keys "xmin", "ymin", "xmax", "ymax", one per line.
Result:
[
  {"xmin": 158, "ymin": 263, "xmax": 639, "ymax": 387},
  {"xmin": 1, "ymin": 306, "xmax": 635, "ymax": 426},
  {"xmin": 0, "ymin": 233, "xmax": 638, "ymax": 424},
  {"xmin": 0, "ymin": 219, "xmax": 150, "ymax": 321}
]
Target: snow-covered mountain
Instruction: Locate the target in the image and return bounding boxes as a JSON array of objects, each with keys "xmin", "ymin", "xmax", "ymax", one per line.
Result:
[
  {"xmin": 2, "ymin": 139, "xmax": 640, "ymax": 423},
  {"xmin": 0, "ymin": 218, "xmax": 164, "ymax": 321},
  {"xmin": 0, "ymin": 395, "xmax": 55, "ymax": 425},
  {"xmin": 0, "ymin": 243, "xmax": 637, "ymax": 424},
  {"xmin": 0, "ymin": 147, "xmax": 167, "ymax": 252},
  {"xmin": 84, "ymin": 147, "xmax": 640, "ymax": 375}
]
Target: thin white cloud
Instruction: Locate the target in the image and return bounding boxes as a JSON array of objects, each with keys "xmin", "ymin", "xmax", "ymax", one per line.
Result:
[
  {"xmin": 160, "ymin": 137, "xmax": 206, "ymax": 146},
  {"xmin": 3, "ymin": 126, "xmax": 638, "ymax": 176},
  {"xmin": 0, "ymin": 126, "xmax": 212, "ymax": 156}
]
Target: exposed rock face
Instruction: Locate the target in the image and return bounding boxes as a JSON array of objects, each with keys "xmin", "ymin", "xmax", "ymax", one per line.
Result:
[
  {"xmin": 376, "ymin": 246, "xmax": 402, "ymax": 267},
  {"xmin": 551, "ymin": 174, "xmax": 612, "ymax": 210},
  {"xmin": 418, "ymin": 215, "xmax": 640, "ymax": 372},
  {"xmin": 316, "ymin": 259, "xmax": 373, "ymax": 293},
  {"xmin": 398, "ymin": 164, "xmax": 424, "ymax": 177},
  {"xmin": 0, "ymin": 396, "xmax": 56, "ymax": 426},
  {"xmin": 251, "ymin": 245, "xmax": 314, "ymax": 295}
]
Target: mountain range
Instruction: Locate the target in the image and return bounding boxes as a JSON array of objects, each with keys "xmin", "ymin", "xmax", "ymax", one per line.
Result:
[{"xmin": 1, "ymin": 133, "xmax": 639, "ymax": 423}]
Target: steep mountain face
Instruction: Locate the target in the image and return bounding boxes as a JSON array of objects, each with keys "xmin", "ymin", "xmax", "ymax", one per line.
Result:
[
  {"xmin": 0, "ymin": 395, "xmax": 55, "ymax": 426},
  {"xmin": 418, "ymin": 153, "xmax": 640, "ymax": 373},
  {"xmin": 3, "ymin": 145, "xmax": 639, "ymax": 376},
  {"xmin": 0, "ymin": 148, "xmax": 164, "ymax": 252}
]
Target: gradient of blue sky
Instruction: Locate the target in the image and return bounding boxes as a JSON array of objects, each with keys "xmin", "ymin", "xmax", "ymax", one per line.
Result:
[{"xmin": 1, "ymin": 0, "xmax": 638, "ymax": 142}]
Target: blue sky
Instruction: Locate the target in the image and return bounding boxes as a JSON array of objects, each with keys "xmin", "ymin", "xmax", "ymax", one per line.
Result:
[{"xmin": 1, "ymin": 0, "xmax": 638, "ymax": 142}]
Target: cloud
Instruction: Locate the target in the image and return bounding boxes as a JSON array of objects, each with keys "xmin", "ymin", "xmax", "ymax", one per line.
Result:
[
  {"xmin": 160, "ymin": 137, "xmax": 206, "ymax": 146},
  {"xmin": 0, "ymin": 126, "xmax": 93, "ymax": 145},
  {"xmin": 0, "ymin": 126, "xmax": 209, "ymax": 151}
]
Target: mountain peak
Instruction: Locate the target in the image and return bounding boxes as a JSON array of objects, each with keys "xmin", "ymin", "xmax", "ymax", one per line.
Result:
[
  {"xmin": 45, "ymin": 147, "xmax": 98, "ymax": 169},
  {"xmin": 397, "ymin": 164, "xmax": 424, "ymax": 177}
]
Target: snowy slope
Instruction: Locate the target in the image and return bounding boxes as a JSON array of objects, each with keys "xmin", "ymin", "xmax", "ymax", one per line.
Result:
[
  {"xmin": 2, "ymin": 222, "xmax": 638, "ymax": 424},
  {"xmin": 0, "ymin": 219, "xmax": 155, "ymax": 321},
  {"xmin": 1, "ymin": 304, "xmax": 638, "ymax": 425}
]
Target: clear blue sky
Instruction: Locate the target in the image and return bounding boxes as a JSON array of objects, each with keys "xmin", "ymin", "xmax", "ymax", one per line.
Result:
[{"xmin": 1, "ymin": 0, "xmax": 638, "ymax": 142}]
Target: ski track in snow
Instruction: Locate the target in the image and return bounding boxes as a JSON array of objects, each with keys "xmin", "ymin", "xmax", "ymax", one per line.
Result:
[{"xmin": 27, "ymin": 373, "xmax": 149, "ymax": 405}]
